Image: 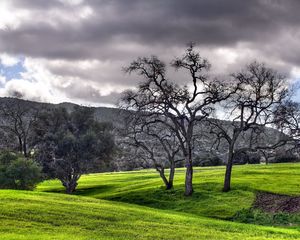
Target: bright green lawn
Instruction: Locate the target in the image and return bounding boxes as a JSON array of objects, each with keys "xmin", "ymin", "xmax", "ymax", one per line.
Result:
[
  {"xmin": 1, "ymin": 190, "xmax": 300, "ymax": 239},
  {"xmin": 1, "ymin": 163, "xmax": 300, "ymax": 239},
  {"xmin": 38, "ymin": 163, "xmax": 300, "ymax": 219}
]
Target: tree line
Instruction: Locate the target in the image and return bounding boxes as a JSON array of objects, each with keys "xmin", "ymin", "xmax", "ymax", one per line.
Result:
[{"xmin": 0, "ymin": 100, "xmax": 115, "ymax": 193}]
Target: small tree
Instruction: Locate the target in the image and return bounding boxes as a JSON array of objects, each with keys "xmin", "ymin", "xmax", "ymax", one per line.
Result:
[
  {"xmin": 0, "ymin": 97, "xmax": 40, "ymax": 157},
  {"xmin": 120, "ymin": 113, "xmax": 183, "ymax": 189},
  {"xmin": 33, "ymin": 106, "xmax": 115, "ymax": 194}
]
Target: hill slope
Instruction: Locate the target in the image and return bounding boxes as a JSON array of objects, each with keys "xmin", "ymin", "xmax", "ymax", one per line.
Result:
[{"xmin": 0, "ymin": 190, "xmax": 300, "ymax": 240}]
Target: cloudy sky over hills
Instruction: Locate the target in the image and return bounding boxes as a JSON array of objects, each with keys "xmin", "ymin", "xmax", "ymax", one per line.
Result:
[{"xmin": 0, "ymin": 0, "xmax": 300, "ymax": 106}]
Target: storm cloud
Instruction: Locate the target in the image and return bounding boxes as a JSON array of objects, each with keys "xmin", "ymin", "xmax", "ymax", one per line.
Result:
[{"xmin": 0, "ymin": 0, "xmax": 300, "ymax": 105}]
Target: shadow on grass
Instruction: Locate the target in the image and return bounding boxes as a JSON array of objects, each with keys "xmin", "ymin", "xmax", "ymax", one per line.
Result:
[
  {"xmin": 73, "ymin": 185, "xmax": 115, "ymax": 196},
  {"xmin": 42, "ymin": 184, "xmax": 115, "ymax": 196},
  {"xmin": 100, "ymin": 182, "xmax": 254, "ymax": 219},
  {"xmin": 114, "ymin": 174, "xmax": 160, "ymax": 182},
  {"xmin": 41, "ymin": 180, "xmax": 256, "ymax": 220}
]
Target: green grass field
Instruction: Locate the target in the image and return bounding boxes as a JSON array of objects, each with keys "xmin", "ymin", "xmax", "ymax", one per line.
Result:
[{"xmin": 1, "ymin": 163, "xmax": 300, "ymax": 239}]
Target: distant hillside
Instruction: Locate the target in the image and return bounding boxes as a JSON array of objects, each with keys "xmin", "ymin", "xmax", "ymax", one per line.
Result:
[
  {"xmin": 0, "ymin": 97, "xmax": 125, "ymax": 124},
  {"xmin": 0, "ymin": 97, "xmax": 288, "ymax": 168}
]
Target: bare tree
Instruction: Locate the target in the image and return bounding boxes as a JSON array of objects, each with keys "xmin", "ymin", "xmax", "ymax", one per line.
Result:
[
  {"xmin": 121, "ymin": 45, "xmax": 237, "ymax": 196},
  {"xmin": 0, "ymin": 98, "xmax": 40, "ymax": 157},
  {"xmin": 274, "ymin": 100, "xmax": 300, "ymax": 152},
  {"xmin": 207, "ymin": 62, "xmax": 289, "ymax": 192},
  {"xmin": 120, "ymin": 113, "xmax": 183, "ymax": 189}
]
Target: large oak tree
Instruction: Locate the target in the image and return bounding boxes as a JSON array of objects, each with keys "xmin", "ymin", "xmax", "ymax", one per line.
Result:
[{"xmin": 121, "ymin": 45, "xmax": 236, "ymax": 196}]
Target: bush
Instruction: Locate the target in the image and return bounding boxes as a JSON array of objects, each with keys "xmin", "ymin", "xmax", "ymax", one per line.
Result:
[
  {"xmin": 233, "ymin": 208, "xmax": 300, "ymax": 226},
  {"xmin": 271, "ymin": 151, "xmax": 300, "ymax": 163},
  {"xmin": 233, "ymin": 152, "xmax": 248, "ymax": 165},
  {"xmin": 199, "ymin": 156, "xmax": 223, "ymax": 167},
  {"xmin": 194, "ymin": 153, "xmax": 223, "ymax": 167},
  {"xmin": 247, "ymin": 153, "xmax": 261, "ymax": 164},
  {"xmin": 0, "ymin": 151, "xmax": 18, "ymax": 165},
  {"xmin": 233, "ymin": 151, "xmax": 261, "ymax": 165},
  {"xmin": 0, "ymin": 155, "xmax": 42, "ymax": 190}
]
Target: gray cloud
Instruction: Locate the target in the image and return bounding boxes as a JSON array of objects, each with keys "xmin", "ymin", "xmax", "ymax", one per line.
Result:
[
  {"xmin": 2, "ymin": 0, "xmax": 300, "ymax": 59},
  {"xmin": 58, "ymin": 81, "xmax": 121, "ymax": 105},
  {"xmin": 0, "ymin": 0, "xmax": 299, "ymax": 105}
]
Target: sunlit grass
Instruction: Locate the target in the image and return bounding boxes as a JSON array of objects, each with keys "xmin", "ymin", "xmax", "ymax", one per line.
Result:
[
  {"xmin": 1, "ymin": 163, "xmax": 300, "ymax": 239},
  {"xmin": 1, "ymin": 190, "xmax": 300, "ymax": 239}
]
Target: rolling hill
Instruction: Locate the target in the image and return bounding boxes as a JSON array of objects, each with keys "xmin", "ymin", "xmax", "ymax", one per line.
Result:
[{"xmin": 1, "ymin": 163, "xmax": 300, "ymax": 239}]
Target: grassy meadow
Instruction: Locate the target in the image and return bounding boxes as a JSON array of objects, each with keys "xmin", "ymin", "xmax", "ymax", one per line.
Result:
[
  {"xmin": 1, "ymin": 163, "xmax": 300, "ymax": 239},
  {"xmin": 38, "ymin": 163, "xmax": 300, "ymax": 219}
]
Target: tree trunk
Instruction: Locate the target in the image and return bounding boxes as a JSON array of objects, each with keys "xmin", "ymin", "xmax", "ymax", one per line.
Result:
[
  {"xmin": 223, "ymin": 145, "xmax": 234, "ymax": 192},
  {"xmin": 157, "ymin": 168, "xmax": 170, "ymax": 190},
  {"xmin": 184, "ymin": 154, "xmax": 193, "ymax": 196},
  {"xmin": 167, "ymin": 162, "xmax": 175, "ymax": 190},
  {"xmin": 265, "ymin": 157, "xmax": 269, "ymax": 165},
  {"xmin": 23, "ymin": 139, "xmax": 28, "ymax": 158},
  {"xmin": 18, "ymin": 136, "xmax": 23, "ymax": 154},
  {"xmin": 264, "ymin": 153, "xmax": 269, "ymax": 165},
  {"xmin": 63, "ymin": 177, "xmax": 79, "ymax": 194}
]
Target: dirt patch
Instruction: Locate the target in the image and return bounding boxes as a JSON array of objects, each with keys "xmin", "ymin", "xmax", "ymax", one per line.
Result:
[{"xmin": 254, "ymin": 192, "xmax": 300, "ymax": 214}]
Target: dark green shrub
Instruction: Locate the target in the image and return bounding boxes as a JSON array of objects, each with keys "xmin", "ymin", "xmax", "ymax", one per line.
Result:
[
  {"xmin": 200, "ymin": 156, "xmax": 223, "ymax": 167},
  {"xmin": 272, "ymin": 154, "xmax": 300, "ymax": 163},
  {"xmin": 247, "ymin": 153, "xmax": 261, "ymax": 164},
  {"xmin": 194, "ymin": 153, "xmax": 223, "ymax": 167},
  {"xmin": 0, "ymin": 157, "xmax": 42, "ymax": 190},
  {"xmin": 233, "ymin": 152, "xmax": 248, "ymax": 165},
  {"xmin": 233, "ymin": 208, "xmax": 300, "ymax": 226},
  {"xmin": 0, "ymin": 151, "xmax": 18, "ymax": 165},
  {"xmin": 233, "ymin": 152, "xmax": 261, "ymax": 165}
]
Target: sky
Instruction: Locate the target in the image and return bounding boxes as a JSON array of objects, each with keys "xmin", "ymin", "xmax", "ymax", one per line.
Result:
[{"xmin": 0, "ymin": 0, "xmax": 300, "ymax": 106}]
